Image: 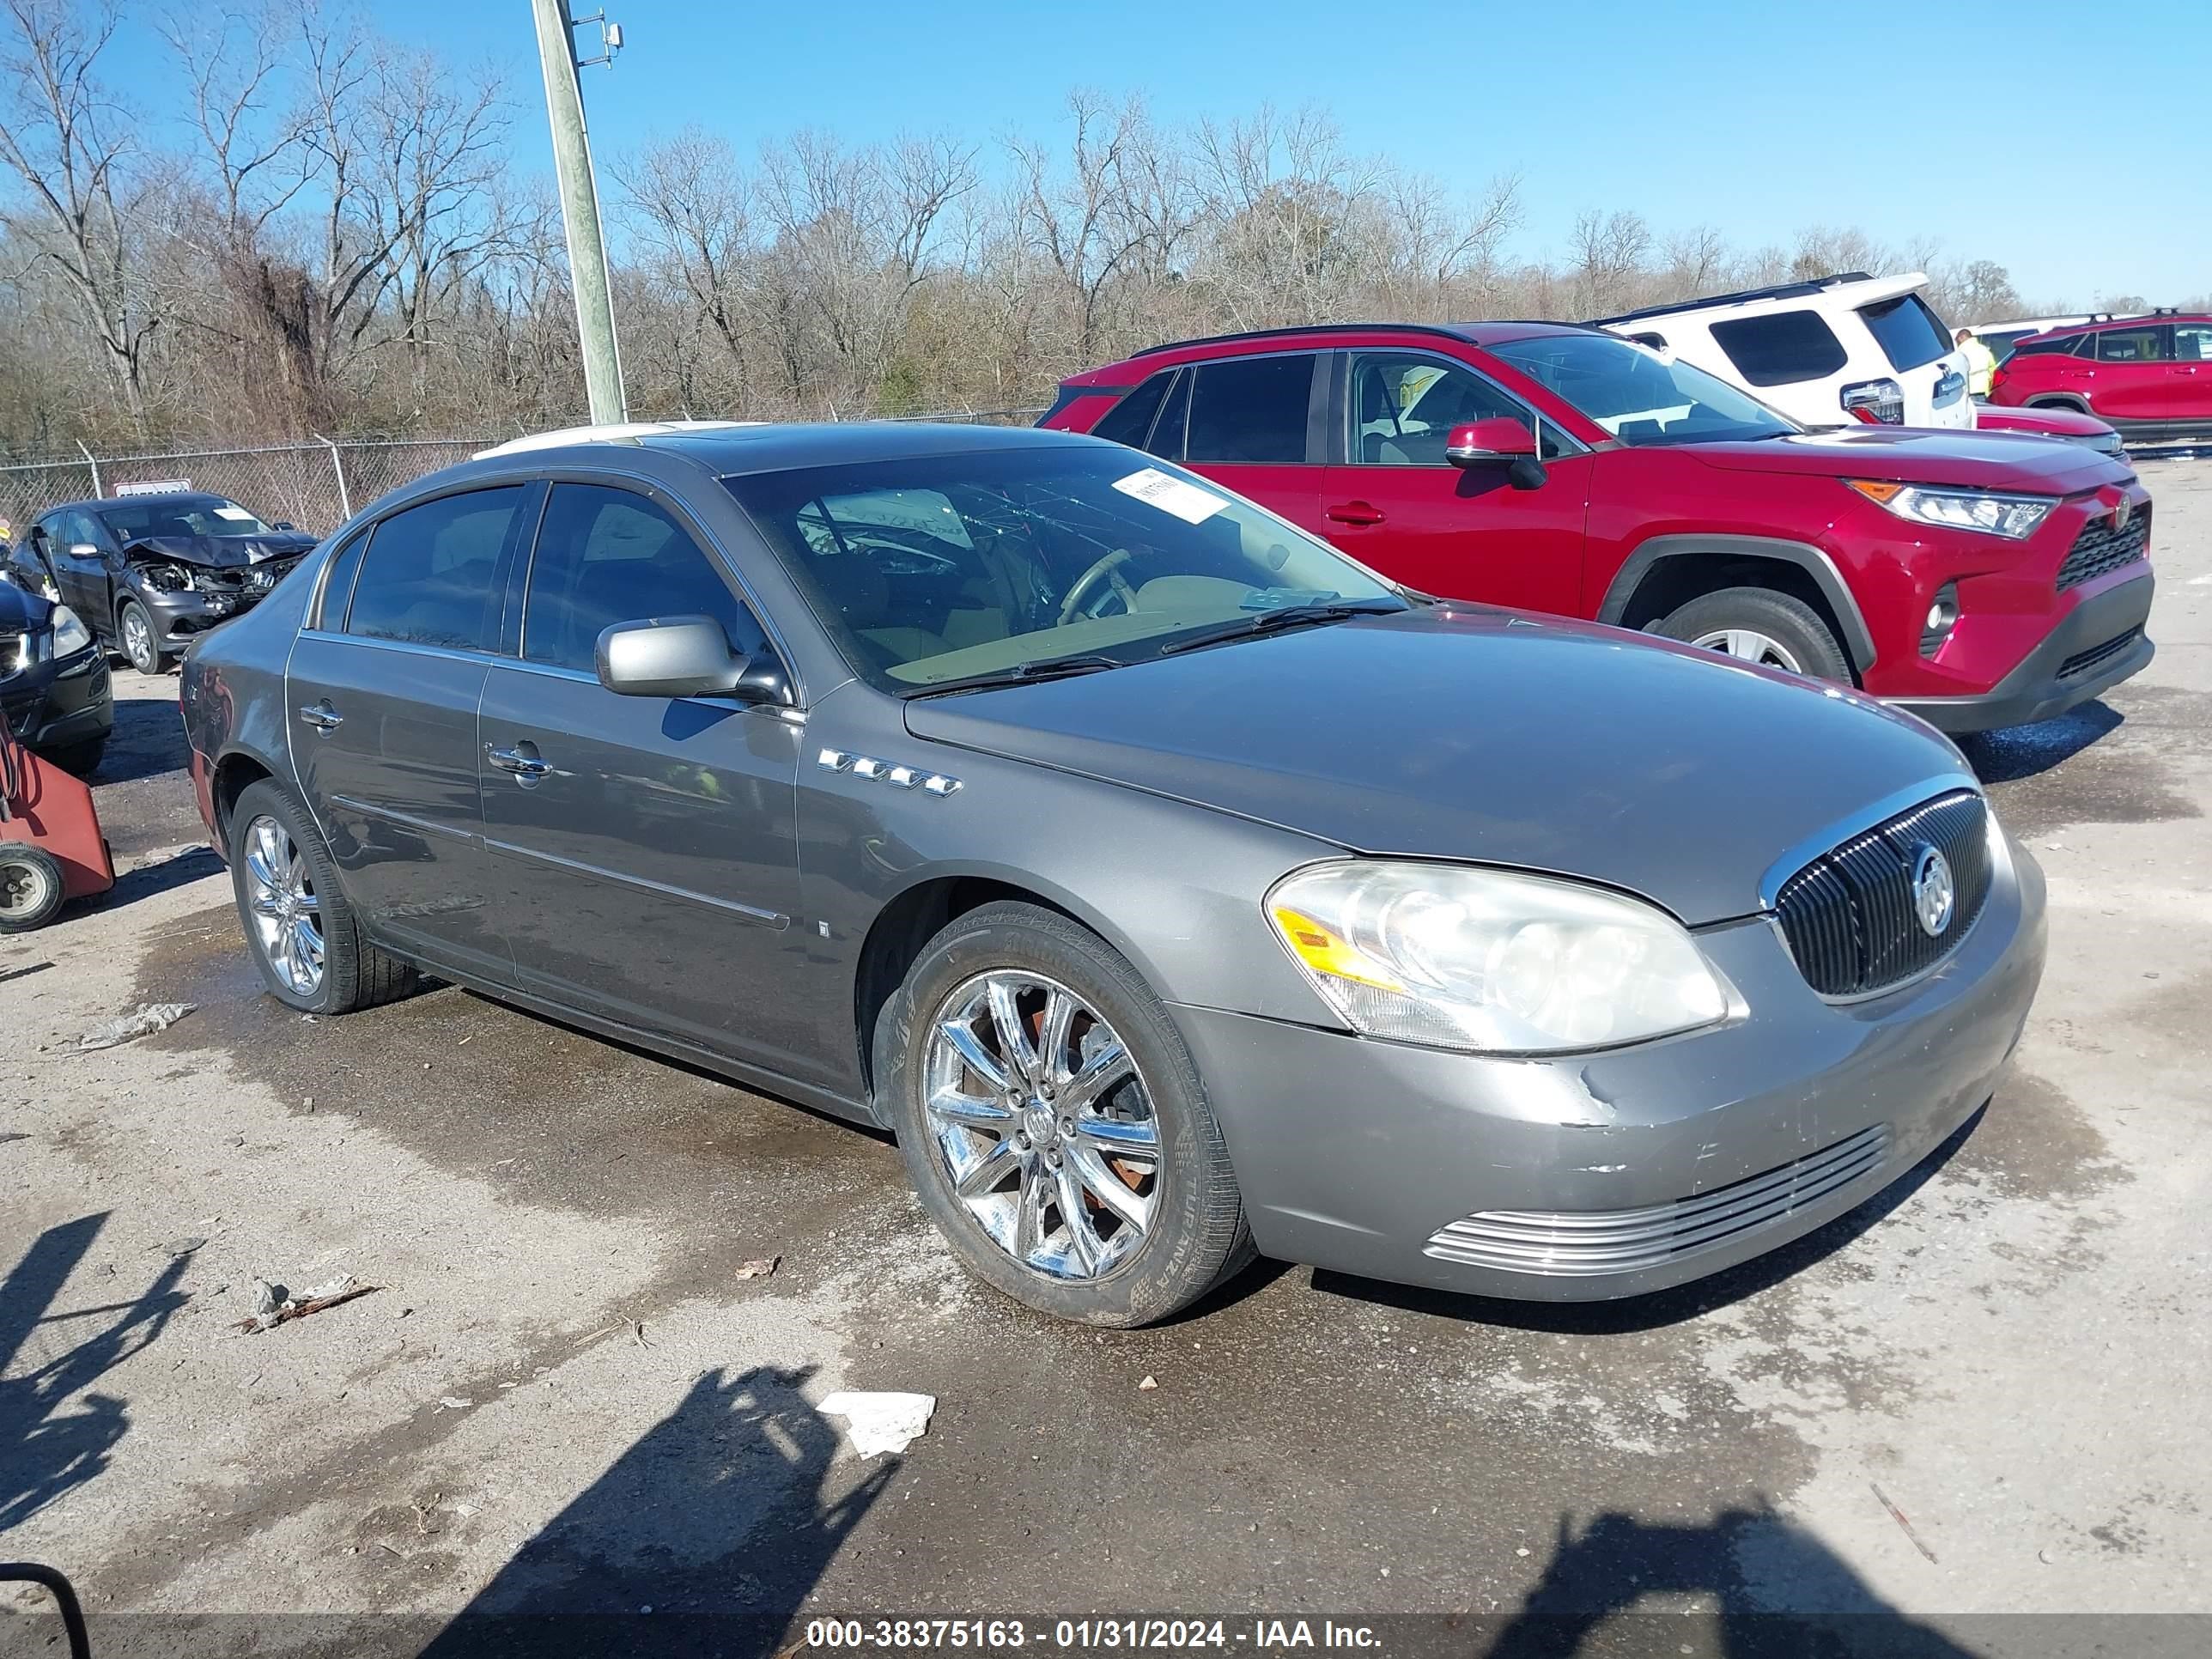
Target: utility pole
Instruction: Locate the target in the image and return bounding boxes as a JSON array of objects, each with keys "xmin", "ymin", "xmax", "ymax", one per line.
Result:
[{"xmin": 530, "ymin": 0, "xmax": 628, "ymax": 423}]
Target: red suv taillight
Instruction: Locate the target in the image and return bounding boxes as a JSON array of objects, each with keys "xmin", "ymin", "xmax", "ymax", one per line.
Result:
[
  {"xmin": 1990, "ymin": 363, "xmax": 2009, "ymax": 392},
  {"xmin": 1841, "ymin": 378, "xmax": 1904, "ymax": 424}
]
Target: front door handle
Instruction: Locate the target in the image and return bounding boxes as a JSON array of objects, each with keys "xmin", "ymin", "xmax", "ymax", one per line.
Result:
[
  {"xmin": 1326, "ymin": 501, "xmax": 1386, "ymax": 526},
  {"xmin": 486, "ymin": 743, "xmax": 550, "ymax": 781},
  {"xmin": 298, "ymin": 702, "xmax": 342, "ymax": 734}
]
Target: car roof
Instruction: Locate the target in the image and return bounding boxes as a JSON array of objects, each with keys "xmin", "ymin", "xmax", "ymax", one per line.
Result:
[
  {"xmin": 42, "ymin": 490, "xmax": 233, "ymax": 515},
  {"xmin": 1589, "ymin": 270, "xmax": 1928, "ymax": 329},
  {"xmin": 1067, "ymin": 319, "xmax": 1589, "ymax": 381},
  {"xmin": 2017, "ymin": 311, "xmax": 2211, "ymax": 344},
  {"xmin": 474, "ymin": 420, "xmax": 1101, "ymax": 479}
]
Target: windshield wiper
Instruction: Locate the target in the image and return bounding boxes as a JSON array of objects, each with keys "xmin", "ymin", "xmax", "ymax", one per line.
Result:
[
  {"xmin": 1154, "ymin": 599, "xmax": 1406, "ymax": 658},
  {"xmin": 902, "ymin": 653, "xmax": 1129, "ymax": 698}
]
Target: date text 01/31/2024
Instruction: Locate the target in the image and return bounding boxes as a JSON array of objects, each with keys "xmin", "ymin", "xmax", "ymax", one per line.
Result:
[{"xmin": 805, "ymin": 1618, "xmax": 1383, "ymax": 1650}]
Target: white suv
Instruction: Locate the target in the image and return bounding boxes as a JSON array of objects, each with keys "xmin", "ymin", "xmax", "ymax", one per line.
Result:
[{"xmin": 1594, "ymin": 271, "xmax": 1973, "ymax": 430}]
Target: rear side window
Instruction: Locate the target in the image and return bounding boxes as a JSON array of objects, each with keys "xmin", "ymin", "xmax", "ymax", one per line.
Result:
[
  {"xmin": 1857, "ymin": 295, "xmax": 1954, "ymax": 372},
  {"xmin": 1091, "ymin": 369, "xmax": 1176, "ymax": 449},
  {"xmin": 522, "ymin": 483, "xmax": 759, "ymax": 675},
  {"xmin": 2008, "ymin": 335, "xmax": 2075, "ymax": 359},
  {"xmin": 313, "ymin": 530, "xmax": 368, "ymax": 630},
  {"xmin": 1708, "ymin": 310, "xmax": 1848, "ymax": 386},
  {"xmin": 2096, "ymin": 327, "xmax": 2169, "ymax": 363},
  {"xmin": 345, "ymin": 486, "xmax": 527, "ymax": 653},
  {"xmin": 1184, "ymin": 356, "xmax": 1315, "ymax": 465},
  {"xmin": 2176, "ymin": 324, "xmax": 2212, "ymax": 362}
]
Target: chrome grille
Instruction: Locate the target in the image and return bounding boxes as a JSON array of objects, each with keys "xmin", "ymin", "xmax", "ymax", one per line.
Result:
[
  {"xmin": 1773, "ymin": 791, "xmax": 1990, "ymax": 997},
  {"xmin": 1425, "ymin": 1124, "xmax": 1892, "ymax": 1277},
  {"xmin": 2056, "ymin": 505, "xmax": 2148, "ymax": 592}
]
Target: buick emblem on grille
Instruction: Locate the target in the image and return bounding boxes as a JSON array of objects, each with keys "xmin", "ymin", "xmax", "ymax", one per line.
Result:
[{"xmin": 1910, "ymin": 843, "xmax": 1955, "ymax": 938}]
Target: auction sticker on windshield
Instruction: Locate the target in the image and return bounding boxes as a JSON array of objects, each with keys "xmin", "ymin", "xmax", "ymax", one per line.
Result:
[{"xmin": 1112, "ymin": 467, "xmax": 1227, "ymax": 525}]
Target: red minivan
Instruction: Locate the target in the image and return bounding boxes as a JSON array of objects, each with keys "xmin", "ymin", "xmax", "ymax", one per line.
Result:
[
  {"xmin": 1042, "ymin": 323, "xmax": 2156, "ymax": 732},
  {"xmin": 1989, "ymin": 313, "xmax": 2212, "ymax": 444}
]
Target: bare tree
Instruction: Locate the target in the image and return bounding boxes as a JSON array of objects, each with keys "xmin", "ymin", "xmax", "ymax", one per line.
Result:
[{"xmin": 0, "ymin": 0, "xmax": 157, "ymax": 428}]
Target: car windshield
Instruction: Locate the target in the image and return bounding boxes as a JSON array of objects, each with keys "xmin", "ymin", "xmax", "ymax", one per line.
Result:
[
  {"xmin": 1492, "ymin": 332, "xmax": 1798, "ymax": 446},
  {"xmin": 98, "ymin": 497, "xmax": 275, "ymax": 540},
  {"xmin": 726, "ymin": 444, "xmax": 1407, "ymax": 691}
]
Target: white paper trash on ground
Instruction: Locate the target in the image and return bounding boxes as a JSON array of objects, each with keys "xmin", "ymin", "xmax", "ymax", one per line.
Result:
[{"xmin": 817, "ymin": 1390, "xmax": 936, "ymax": 1458}]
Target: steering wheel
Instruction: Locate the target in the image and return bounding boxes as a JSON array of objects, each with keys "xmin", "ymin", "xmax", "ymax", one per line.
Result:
[{"xmin": 1057, "ymin": 549, "xmax": 1139, "ymax": 625}]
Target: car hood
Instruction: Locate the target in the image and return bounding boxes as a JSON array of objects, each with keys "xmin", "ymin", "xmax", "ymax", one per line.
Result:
[
  {"xmin": 122, "ymin": 532, "xmax": 318, "ymax": 569},
  {"xmin": 1976, "ymin": 404, "xmax": 2115, "ymax": 439},
  {"xmin": 0, "ymin": 578, "xmax": 52, "ymax": 634},
  {"xmin": 902, "ymin": 608, "xmax": 1971, "ymax": 925},
  {"xmin": 1684, "ymin": 427, "xmax": 2125, "ymax": 493}
]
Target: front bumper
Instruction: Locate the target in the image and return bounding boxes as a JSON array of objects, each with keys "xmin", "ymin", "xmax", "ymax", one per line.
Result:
[
  {"xmin": 1888, "ymin": 568, "xmax": 2154, "ymax": 733},
  {"xmin": 1174, "ymin": 838, "xmax": 2045, "ymax": 1303},
  {"xmin": 141, "ymin": 582, "xmax": 276, "ymax": 649},
  {"xmin": 0, "ymin": 646, "xmax": 112, "ymax": 750}
]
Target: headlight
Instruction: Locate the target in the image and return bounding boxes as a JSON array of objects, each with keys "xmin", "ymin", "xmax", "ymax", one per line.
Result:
[
  {"xmin": 1847, "ymin": 479, "xmax": 2052, "ymax": 540},
  {"xmin": 49, "ymin": 604, "xmax": 91, "ymax": 656},
  {"xmin": 1266, "ymin": 860, "xmax": 1729, "ymax": 1054}
]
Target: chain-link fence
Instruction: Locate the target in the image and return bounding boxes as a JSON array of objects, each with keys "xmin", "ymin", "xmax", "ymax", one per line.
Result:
[
  {"xmin": 0, "ymin": 411, "xmax": 1050, "ymax": 543},
  {"xmin": 0, "ymin": 438, "xmax": 490, "ymax": 541}
]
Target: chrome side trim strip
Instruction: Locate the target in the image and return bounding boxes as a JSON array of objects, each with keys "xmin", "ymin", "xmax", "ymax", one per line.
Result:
[
  {"xmin": 483, "ymin": 836, "xmax": 787, "ymax": 928},
  {"xmin": 328, "ymin": 794, "xmax": 478, "ymax": 846}
]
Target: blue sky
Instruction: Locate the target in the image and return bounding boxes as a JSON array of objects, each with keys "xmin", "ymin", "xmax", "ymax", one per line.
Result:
[{"xmin": 107, "ymin": 0, "xmax": 2200, "ymax": 307}]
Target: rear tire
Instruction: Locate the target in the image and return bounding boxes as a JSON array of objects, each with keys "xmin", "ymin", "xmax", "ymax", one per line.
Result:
[
  {"xmin": 0, "ymin": 844, "xmax": 67, "ymax": 932},
  {"xmin": 878, "ymin": 901, "xmax": 1255, "ymax": 1327},
  {"xmin": 228, "ymin": 779, "xmax": 417, "ymax": 1014},
  {"xmin": 1653, "ymin": 586, "xmax": 1851, "ymax": 684}
]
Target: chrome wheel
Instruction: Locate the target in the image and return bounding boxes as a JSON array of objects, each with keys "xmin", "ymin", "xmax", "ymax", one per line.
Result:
[
  {"xmin": 1690, "ymin": 627, "xmax": 1803, "ymax": 673},
  {"xmin": 922, "ymin": 970, "xmax": 1159, "ymax": 1280},
  {"xmin": 242, "ymin": 814, "xmax": 323, "ymax": 998},
  {"xmin": 122, "ymin": 605, "xmax": 157, "ymax": 672}
]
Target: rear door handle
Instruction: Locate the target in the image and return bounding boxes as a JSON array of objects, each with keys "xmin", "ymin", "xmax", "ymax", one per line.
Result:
[
  {"xmin": 298, "ymin": 702, "xmax": 342, "ymax": 733},
  {"xmin": 486, "ymin": 743, "xmax": 550, "ymax": 781},
  {"xmin": 1326, "ymin": 501, "xmax": 1386, "ymax": 526}
]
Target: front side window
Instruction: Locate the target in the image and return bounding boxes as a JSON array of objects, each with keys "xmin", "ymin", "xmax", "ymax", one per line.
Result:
[
  {"xmin": 2098, "ymin": 327, "xmax": 2169, "ymax": 364},
  {"xmin": 1708, "ymin": 310, "xmax": 1849, "ymax": 386},
  {"xmin": 523, "ymin": 483, "xmax": 759, "ymax": 674},
  {"xmin": 1491, "ymin": 332, "xmax": 1796, "ymax": 447},
  {"xmin": 1183, "ymin": 355, "xmax": 1315, "ymax": 465},
  {"xmin": 345, "ymin": 486, "xmax": 527, "ymax": 653},
  {"xmin": 1857, "ymin": 295, "xmax": 1954, "ymax": 372},
  {"xmin": 726, "ymin": 445, "xmax": 1404, "ymax": 690},
  {"xmin": 1348, "ymin": 355, "xmax": 1569, "ymax": 465}
]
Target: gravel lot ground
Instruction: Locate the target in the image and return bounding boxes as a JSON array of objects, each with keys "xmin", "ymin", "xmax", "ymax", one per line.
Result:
[{"xmin": 3, "ymin": 457, "xmax": 2209, "ymax": 1656}]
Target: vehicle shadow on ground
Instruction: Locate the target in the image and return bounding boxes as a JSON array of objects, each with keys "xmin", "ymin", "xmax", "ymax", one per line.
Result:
[
  {"xmin": 419, "ymin": 1363, "xmax": 894, "ymax": 1656},
  {"xmin": 0, "ymin": 1212, "xmax": 189, "ymax": 1536},
  {"xmin": 89, "ymin": 674, "xmax": 188, "ymax": 787},
  {"xmin": 1483, "ymin": 1507, "xmax": 1976, "ymax": 1656},
  {"xmin": 1959, "ymin": 700, "xmax": 2121, "ymax": 785},
  {"xmin": 1309, "ymin": 1105, "xmax": 1984, "ymax": 1335},
  {"xmin": 89, "ymin": 844, "xmax": 224, "ymax": 911}
]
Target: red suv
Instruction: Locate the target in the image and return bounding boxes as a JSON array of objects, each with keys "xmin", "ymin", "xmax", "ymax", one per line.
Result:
[
  {"xmin": 1989, "ymin": 312, "xmax": 2212, "ymax": 444},
  {"xmin": 1042, "ymin": 324, "xmax": 2155, "ymax": 731}
]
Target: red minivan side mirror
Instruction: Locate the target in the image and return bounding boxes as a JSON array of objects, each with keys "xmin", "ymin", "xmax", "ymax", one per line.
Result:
[{"xmin": 1444, "ymin": 417, "xmax": 1540, "ymax": 468}]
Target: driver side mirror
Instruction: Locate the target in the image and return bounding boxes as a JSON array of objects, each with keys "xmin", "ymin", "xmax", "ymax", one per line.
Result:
[
  {"xmin": 273, "ymin": 520, "xmax": 295, "ymax": 532},
  {"xmin": 596, "ymin": 615, "xmax": 775, "ymax": 702},
  {"xmin": 1444, "ymin": 418, "xmax": 1547, "ymax": 490},
  {"xmin": 69, "ymin": 542, "xmax": 100, "ymax": 559}
]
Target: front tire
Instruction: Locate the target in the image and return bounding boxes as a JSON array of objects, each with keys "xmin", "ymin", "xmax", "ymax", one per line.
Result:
[
  {"xmin": 42, "ymin": 736, "xmax": 107, "ymax": 778},
  {"xmin": 878, "ymin": 901, "xmax": 1254, "ymax": 1327},
  {"xmin": 228, "ymin": 779, "xmax": 417, "ymax": 1014},
  {"xmin": 117, "ymin": 599, "xmax": 165, "ymax": 674},
  {"xmin": 1653, "ymin": 586, "xmax": 1851, "ymax": 684}
]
